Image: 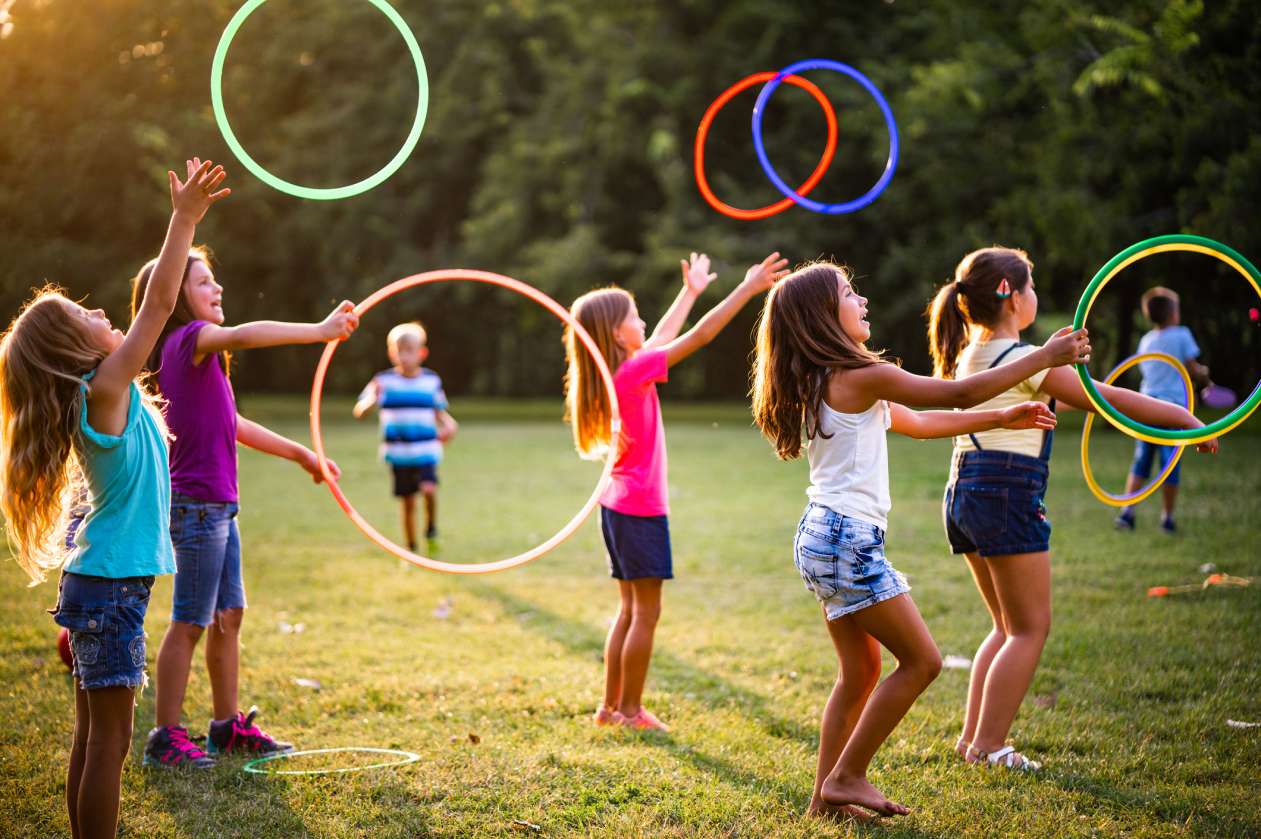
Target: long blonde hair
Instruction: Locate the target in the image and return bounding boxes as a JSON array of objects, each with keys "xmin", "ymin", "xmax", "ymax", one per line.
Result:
[
  {"xmin": 0, "ymin": 288, "xmax": 166, "ymax": 584},
  {"xmin": 563, "ymin": 287, "xmax": 632, "ymax": 459},
  {"xmin": 751, "ymin": 262, "xmax": 887, "ymax": 461},
  {"xmin": 925, "ymin": 246, "xmax": 1033, "ymax": 379}
]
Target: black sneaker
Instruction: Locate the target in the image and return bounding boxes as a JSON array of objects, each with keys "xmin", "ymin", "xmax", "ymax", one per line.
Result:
[
  {"xmin": 1114, "ymin": 510, "xmax": 1136, "ymax": 530},
  {"xmin": 1161, "ymin": 516, "xmax": 1177, "ymax": 535},
  {"xmin": 425, "ymin": 525, "xmax": 438, "ymax": 540},
  {"xmin": 142, "ymin": 725, "xmax": 216, "ymax": 769},
  {"xmin": 207, "ymin": 706, "xmax": 293, "ymax": 756}
]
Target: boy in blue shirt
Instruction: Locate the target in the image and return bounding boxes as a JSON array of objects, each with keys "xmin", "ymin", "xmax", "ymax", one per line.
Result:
[
  {"xmin": 1115, "ymin": 287, "xmax": 1209, "ymax": 533},
  {"xmin": 354, "ymin": 322, "xmax": 458, "ymax": 550}
]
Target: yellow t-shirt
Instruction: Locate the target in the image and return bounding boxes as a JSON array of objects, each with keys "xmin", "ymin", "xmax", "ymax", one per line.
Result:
[{"xmin": 953, "ymin": 339, "xmax": 1051, "ymax": 458}]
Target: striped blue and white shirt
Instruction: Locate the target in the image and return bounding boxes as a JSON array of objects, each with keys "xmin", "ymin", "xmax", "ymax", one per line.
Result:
[{"xmin": 362, "ymin": 369, "xmax": 448, "ymax": 466}]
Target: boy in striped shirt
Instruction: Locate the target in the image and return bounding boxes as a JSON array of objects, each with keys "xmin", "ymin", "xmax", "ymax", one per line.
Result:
[{"xmin": 354, "ymin": 322, "xmax": 458, "ymax": 549}]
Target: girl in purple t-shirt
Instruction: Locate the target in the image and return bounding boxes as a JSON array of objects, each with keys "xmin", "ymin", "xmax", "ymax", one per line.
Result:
[
  {"xmin": 129, "ymin": 159, "xmax": 360, "ymax": 769},
  {"xmin": 564, "ymin": 251, "xmax": 788, "ymax": 732}
]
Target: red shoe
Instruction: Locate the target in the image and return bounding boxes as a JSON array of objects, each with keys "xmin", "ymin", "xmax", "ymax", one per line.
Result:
[
  {"xmin": 619, "ymin": 708, "xmax": 670, "ymax": 732},
  {"xmin": 592, "ymin": 705, "xmax": 624, "ymax": 726}
]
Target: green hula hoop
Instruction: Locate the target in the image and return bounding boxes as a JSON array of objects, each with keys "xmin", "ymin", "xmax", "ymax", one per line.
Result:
[
  {"xmin": 1072, "ymin": 234, "xmax": 1261, "ymax": 445},
  {"xmin": 210, "ymin": 0, "xmax": 429, "ymax": 200},
  {"xmin": 243, "ymin": 746, "xmax": 421, "ymax": 776}
]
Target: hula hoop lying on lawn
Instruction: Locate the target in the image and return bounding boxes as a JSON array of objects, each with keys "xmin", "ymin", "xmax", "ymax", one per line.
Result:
[
  {"xmin": 310, "ymin": 270, "xmax": 619, "ymax": 574},
  {"xmin": 1080, "ymin": 352, "xmax": 1192, "ymax": 507},
  {"xmin": 243, "ymin": 747, "xmax": 421, "ymax": 776},
  {"xmin": 1072, "ymin": 234, "xmax": 1261, "ymax": 445}
]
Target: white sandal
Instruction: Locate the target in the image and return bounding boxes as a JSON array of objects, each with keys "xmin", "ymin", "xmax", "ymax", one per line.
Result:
[{"xmin": 973, "ymin": 744, "xmax": 1041, "ymax": 771}]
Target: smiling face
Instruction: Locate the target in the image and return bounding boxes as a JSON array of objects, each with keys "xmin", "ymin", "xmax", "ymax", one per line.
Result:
[
  {"xmin": 835, "ymin": 272, "xmax": 871, "ymax": 344},
  {"xmin": 183, "ymin": 259, "xmax": 224, "ymax": 325},
  {"xmin": 612, "ymin": 300, "xmax": 647, "ymax": 354},
  {"xmin": 62, "ymin": 299, "xmax": 124, "ymax": 353}
]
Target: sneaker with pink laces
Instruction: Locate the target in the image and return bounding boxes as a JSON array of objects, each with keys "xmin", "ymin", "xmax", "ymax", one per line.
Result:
[
  {"xmin": 142, "ymin": 725, "xmax": 216, "ymax": 769},
  {"xmin": 592, "ymin": 706, "xmax": 624, "ymax": 726},
  {"xmin": 206, "ymin": 706, "xmax": 293, "ymax": 756},
  {"xmin": 619, "ymin": 708, "xmax": 670, "ymax": 732}
]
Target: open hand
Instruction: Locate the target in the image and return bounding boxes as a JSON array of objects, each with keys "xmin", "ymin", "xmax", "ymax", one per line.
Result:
[
  {"xmin": 998, "ymin": 401, "xmax": 1056, "ymax": 431},
  {"xmin": 1042, "ymin": 326, "xmax": 1090, "ymax": 367},
  {"xmin": 170, "ymin": 158, "xmax": 230, "ymax": 223},
  {"xmin": 681, "ymin": 252, "xmax": 717, "ymax": 294},
  {"xmin": 742, "ymin": 252, "xmax": 790, "ymax": 293},
  {"xmin": 319, "ymin": 301, "xmax": 360, "ymax": 341},
  {"xmin": 299, "ymin": 448, "xmax": 341, "ymax": 483}
]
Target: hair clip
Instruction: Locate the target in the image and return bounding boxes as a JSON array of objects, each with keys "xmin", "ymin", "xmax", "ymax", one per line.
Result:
[{"xmin": 995, "ymin": 278, "xmax": 1012, "ymax": 299}]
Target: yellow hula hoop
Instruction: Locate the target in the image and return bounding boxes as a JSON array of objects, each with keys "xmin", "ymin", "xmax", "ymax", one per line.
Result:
[
  {"xmin": 1080, "ymin": 352, "xmax": 1192, "ymax": 507},
  {"xmin": 1072, "ymin": 236, "xmax": 1261, "ymax": 445}
]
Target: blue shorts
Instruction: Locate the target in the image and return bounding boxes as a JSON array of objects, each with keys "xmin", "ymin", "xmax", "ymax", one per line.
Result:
[
  {"xmin": 793, "ymin": 503, "xmax": 909, "ymax": 621},
  {"xmin": 1130, "ymin": 439, "xmax": 1181, "ymax": 487},
  {"xmin": 53, "ymin": 572, "xmax": 154, "ymax": 691},
  {"xmin": 392, "ymin": 464, "xmax": 438, "ymax": 497},
  {"xmin": 600, "ymin": 506, "xmax": 673, "ymax": 580},
  {"xmin": 944, "ymin": 450, "xmax": 1051, "ymax": 557},
  {"xmin": 170, "ymin": 495, "xmax": 246, "ymax": 627}
]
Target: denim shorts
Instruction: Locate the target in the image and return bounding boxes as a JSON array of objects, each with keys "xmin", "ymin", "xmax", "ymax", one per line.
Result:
[
  {"xmin": 52, "ymin": 572, "xmax": 154, "ymax": 690},
  {"xmin": 392, "ymin": 464, "xmax": 438, "ymax": 497},
  {"xmin": 170, "ymin": 494, "xmax": 246, "ymax": 626},
  {"xmin": 1131, "ymin": 439, "xmax": 1181, "ymax": 487},
  {"xmin": 943, "ymin": 450, "xmax": 1051, "ymax": 557},
  {"xmin": 793, "ymin": 503, "xmax": 909, "ymax": 620},
  {"xmin": 600, "ymin": 506, "xmax": 673, "ymax": 580}
]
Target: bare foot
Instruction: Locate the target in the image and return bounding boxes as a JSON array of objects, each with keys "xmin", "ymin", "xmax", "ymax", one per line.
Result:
[
  {"xmin": 807, "ymin": 797, "xmax": 878, "ymax": 823},
  {"xmin": 820, "ymin": 773, "xmax": 909, "ymax": 816}
]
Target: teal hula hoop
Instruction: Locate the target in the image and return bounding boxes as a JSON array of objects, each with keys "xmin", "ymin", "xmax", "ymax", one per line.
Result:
[
  {"xmin": 210, "ymin": 0, "xmax": 429, "ymax": 200},
  {"xmin": 1072, "ymin": 234, "xmax": 1261, "ymax": 445},
  {"xmin": 243, "ymin": 746, "xmax": 421, "ymax": 776}
]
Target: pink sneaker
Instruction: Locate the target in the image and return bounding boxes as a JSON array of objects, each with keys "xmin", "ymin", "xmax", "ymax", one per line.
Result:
[
  {"xmin": 592, "ymin": 706, "xmax": 623, "ymax": 726},
  {"xmin": 619, "ymin": 708, "xmax": 670, "ymax": 732}
]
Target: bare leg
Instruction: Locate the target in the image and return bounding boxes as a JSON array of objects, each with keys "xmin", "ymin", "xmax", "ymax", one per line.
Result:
[
  {"xmin": 421, "ymin": 483, "xmax": 437, "ymax": 535},
  {"xmin": 400, "ymin": 494, "xmax": 417, "ymax": 549},
  {"xmin": 67, "ymin": 678, "xmax": 90, "ymax": 839},
  {"xmin": 807, "ymin": 610, "xmax": 881, "ymax": 821},
  {"xmin": 1161, "ymin": 482, "xmax": 1179, "ymax": 520},
  {"xmin": 206, "ymin": 607, "xmax": 244, "ymax": 722},
  {"xmin": 821, "ymin": 594, "xmax": 942, "ymax": 815},
  {"xmin": 959, "ymin": 552, "xmax": 1006, "ymax": 755},
  {"xmin": 78, "ymin": 685, "xmax": 135, "ymax": 839},
  {"xmin": 602, "ymin": 581, "xmax": 634, "ymax": 711},
  {"xmin": 615, "ymin": 578, "xmax": 662, "ymax": 717},
  {"xmin": 154, "ymin": 620, "xmax": 205, "ymax": 728},
  {"xmin": 969, "ymin": 552, "xmax": 1051, "ymax": 754}
]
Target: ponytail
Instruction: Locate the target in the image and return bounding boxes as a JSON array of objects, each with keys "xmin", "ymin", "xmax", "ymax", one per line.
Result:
[{"xmin": 927, "ymin": 281, "xmax": 969, "ymax": 379}]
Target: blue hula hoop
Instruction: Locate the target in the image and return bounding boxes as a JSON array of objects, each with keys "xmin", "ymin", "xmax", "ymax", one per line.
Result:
[{"xmin": 751, "ymin": 59, "xmax": 898, "ymax": 215}]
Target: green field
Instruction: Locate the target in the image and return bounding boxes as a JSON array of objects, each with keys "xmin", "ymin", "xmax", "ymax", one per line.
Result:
[{"xmin": 1, "ymin": 398, "xmax": 1258, "ymax": 838}]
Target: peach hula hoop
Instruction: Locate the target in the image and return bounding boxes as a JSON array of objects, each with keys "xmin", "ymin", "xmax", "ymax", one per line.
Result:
[{"xmin": 309, "ymin": 269, "xmax": 619, "ymax": 574}]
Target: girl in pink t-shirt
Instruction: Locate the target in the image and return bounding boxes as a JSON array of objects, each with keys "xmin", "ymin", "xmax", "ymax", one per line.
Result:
[{"xmin": 564, "ymin": 251, "xmax": 789, "ymax": 731}]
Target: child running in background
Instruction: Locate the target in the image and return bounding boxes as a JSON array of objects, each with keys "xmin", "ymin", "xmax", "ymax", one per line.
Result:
[
  {"xmin": 927, "ymin": 247, "xmax": 1216, "ymax": 772},
  {"xmin": 751, "ymin": 260, "xmax": 1089, "ymax": 820},
  {"xmin": 354, "ymin": 321, "xmax": 457, "ymax": 550},
  {"xmin": 1115, "ymin": 286, "xmax": 1211, "ymax": 533},
  {"xmin": 132, "ymin": 160, "xmax": 360, "ymax": 770},
  {"xmin": 0, "ymin": 159, "xmax": 228, "ymax": 838},
  {"xmin": 566, "ymin": 251, "xmax": 789, "ymax": 732}
]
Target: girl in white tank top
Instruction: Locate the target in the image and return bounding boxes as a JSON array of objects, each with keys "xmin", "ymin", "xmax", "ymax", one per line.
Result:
[{"xmin": 752, "ymin": 260, "xmax": 1090, "ymax": 820}]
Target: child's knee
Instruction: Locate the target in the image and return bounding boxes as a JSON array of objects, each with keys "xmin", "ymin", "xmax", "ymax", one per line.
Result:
[
  {"xmin": 213, "ymin": 607, "xmax": 244, "ymax": 634},
  {"xmin": 421, "ymin": 482, "xmax": 437, "ymax": 497}
]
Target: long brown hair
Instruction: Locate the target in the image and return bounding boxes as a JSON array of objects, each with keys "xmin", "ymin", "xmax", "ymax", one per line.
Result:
[
  {"xmin": 926, "ymin": 246, "xmax": 1033, "ymax": 379},
  {"xmin": 129, "ymin": 245, "xmax": 228, "ymax": 378},
  {"xmin": 0, "ymin": 290, "xmax": 107, "ymax": 583},
  {"xmin": 751, "ymin": 262, "xmax": 888, "ymax": 461},
  {"xmin": 563, "ymin": 287, "xmax": 632, "ymax": 459}
]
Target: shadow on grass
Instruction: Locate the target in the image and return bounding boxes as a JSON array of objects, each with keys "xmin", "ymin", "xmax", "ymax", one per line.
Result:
[{"xmin": 466, "ymin": 583, "xmax": 819, "ymax": 744}]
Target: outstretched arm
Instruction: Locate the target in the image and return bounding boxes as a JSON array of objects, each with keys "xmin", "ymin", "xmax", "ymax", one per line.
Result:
[
  {"xmin": 643, "ymin": 253, "xmax": 716, "ymax": 350},
  {"xmin": 662, "ymin": 252, "xmax": 789, "ymax": 367},
  {"xmin": 889, "ymin": 401, "xmax": 1055, "ymax": 440},
  {"xmin": 352, "ymin": 378, "xmax": 380, "ymax": 419},
  {"xmin": 236, "ymin": 414, "xmax": 342, "ymax": 482},
  {"xmin": 196, "ymin": 301, "xmax": 359, "ymax": 357}
]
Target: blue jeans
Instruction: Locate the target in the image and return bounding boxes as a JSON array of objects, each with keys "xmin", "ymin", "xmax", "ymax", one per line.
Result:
[
  {"xmin": 1130, "ymin": 439, "xmax": 1181, "ymax": 487},
  {"xmin": 170, "ymin": 494, "xmax": 245, "ymax": 626},
  {"xmin": 793, "ymin": 503, "xmax": 909, "ymax": 620},
  {"xmin": 53, "ymin": 572, "xmax": 154, "ymax": 690}
]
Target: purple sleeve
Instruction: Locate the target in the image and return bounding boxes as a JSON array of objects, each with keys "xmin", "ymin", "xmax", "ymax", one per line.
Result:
[
  {"xmin": 616, "ymin": 349, "xmax": 669, "ymax": 389},
  {"xmin": 163, "ymin": 320, "xmax": 211, "ymax": 370}
]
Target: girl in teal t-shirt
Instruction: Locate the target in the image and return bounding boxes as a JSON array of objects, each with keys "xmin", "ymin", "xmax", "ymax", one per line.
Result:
[{"xmin": 0, "ymin": 159, "xmax": 229, "ymax": 839}]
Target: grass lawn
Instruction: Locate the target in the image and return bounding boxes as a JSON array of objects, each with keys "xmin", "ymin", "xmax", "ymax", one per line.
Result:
[{"xmin": 1, "ymin": 397, "xmax": 1258, "ymax": 838}]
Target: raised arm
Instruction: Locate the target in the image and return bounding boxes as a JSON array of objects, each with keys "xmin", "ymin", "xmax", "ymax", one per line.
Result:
[
  {"xmin": 196, "ymin": 301, "xmax": 358, "ymax": 356},
  {"xmin": 643, "ymin": 253, "xmax": 715, "ymax": 350},
  {"xmin": 848, "ymin": 327, "xmax": 1090, "ymax": 409},
  {"xmin": 662, "ymin": 252, "xmax": 789, "ymax": 367},
  {"xmin": 93, "ymin": 160, "xmax": 229, "ymax": 402},
  {"xmin": 888, "ymin": 401, "xmax": 1055, "ymax": 440}
]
